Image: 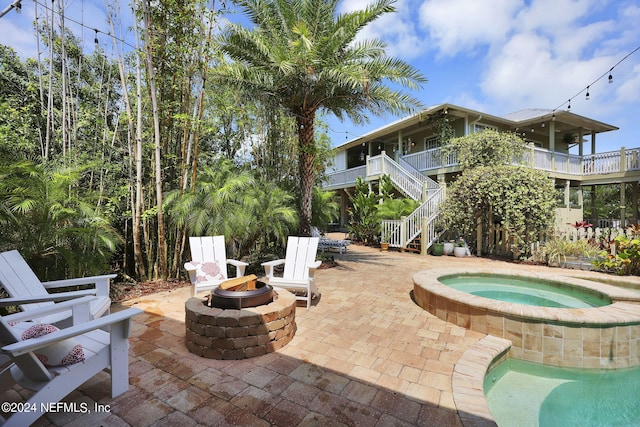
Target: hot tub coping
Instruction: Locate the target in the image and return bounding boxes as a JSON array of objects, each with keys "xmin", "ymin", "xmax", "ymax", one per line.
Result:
[{"xmin": 413, "ymin": 268, "xmax": 640, "ymax": 327}]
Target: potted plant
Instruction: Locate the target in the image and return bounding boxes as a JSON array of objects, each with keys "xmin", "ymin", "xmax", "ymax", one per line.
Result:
[
  {"xmin": 443, "ymin": 241, "xmax": 454, "ymax": 256},
  {"xmin": 380, "ymin": 230, "xmax": 390, "ymax": 251},
  {"xmin": 431, "ymin": 241, "xmax": 444, "ymax": 256},
  {"xmin": 453, "ymin": 239, "xmax": 467, "ymax": 257}
]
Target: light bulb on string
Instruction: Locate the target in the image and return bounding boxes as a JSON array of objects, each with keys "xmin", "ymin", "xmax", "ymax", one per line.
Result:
[
  {"xmin": 609, "ymin": 72, "xmax": 613, "ymax": 84},
  {"xmin": 567, "ymin": 100, "xmax": 571, "ymax": 110},
  {"xmin": 585, "ymin": 86, "xmax": 590, "ymax": 100},
  {"xmin": 94, "ymin": 29, "xmax": 99, "ymax": 45}
]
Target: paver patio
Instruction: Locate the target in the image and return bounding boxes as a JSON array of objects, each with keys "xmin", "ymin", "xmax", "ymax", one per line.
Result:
[{"xmin": 3, "ymin": 242, "xmax": 636, "ymax": 426}]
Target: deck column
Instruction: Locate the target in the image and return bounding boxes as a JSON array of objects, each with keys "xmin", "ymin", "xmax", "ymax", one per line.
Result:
[
  {"xmin": 549, "ymin": 120, "xmax": 556, "ymax": 171},
  {"xmin": 591, "ymin": 185, "xmax": 598, "ymax": 226},
  {"xmin": 621, "ymin": 182, "xmax": 627, "ymax": 227},
  {"xmin": 632, "ymin": 182, "xmax": 638, "ymax": 225}
]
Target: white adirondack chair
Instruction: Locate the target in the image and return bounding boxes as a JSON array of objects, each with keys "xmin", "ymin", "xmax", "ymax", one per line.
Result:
[
  {"xmin": 0, "ymin": 296, "xmax": 141, "ymax": 427},
  {"xmin": 262, "ymin": 236, "xmax": 321, "ymax": 309},
  {"xmin": 0, "ymin": 250, "xmax": 114, "ymax": 327},
  {"xmin": 184, "ymin": 236, "xmax": 249, "ymax": 297}
]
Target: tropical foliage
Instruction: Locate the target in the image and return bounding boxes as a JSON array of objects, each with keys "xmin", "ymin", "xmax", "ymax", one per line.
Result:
[
  {"xmin": 441, "ymin": 131, "xmax": 556, "ymax": 256},
  {"xmin": 216, "ymin": 0, "xmax": 425, "ymax": 236},
  {"xmin": 0, "ymin": 161, "xmax": 121, "ymax": 280},
  {"xmin": 593, "ymin": 234, "xmax": 640, "ymax": 275},
  {"xmin": 347, "ymin": 177, "xmax": 381, "ymax": 244}
]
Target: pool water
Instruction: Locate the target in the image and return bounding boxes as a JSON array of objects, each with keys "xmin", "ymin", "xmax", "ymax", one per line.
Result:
[
  {"xmin": 439, "ymin": 274, "xmax": 610, "ymax": 308},
  {"xmin": 484, "ymin": 359, "xmax": 640, "ymax": 427}
]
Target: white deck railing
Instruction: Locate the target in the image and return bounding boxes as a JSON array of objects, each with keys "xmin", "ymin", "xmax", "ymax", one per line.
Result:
[
  {"xmin": 324, "ymin": 165, "xmax": 366, "ymax": 188},
  {"xmin": 392, "ymin": 146, "xmax": 640, "ymax": 177},
  {"xmin": 368, "ymin": 153, "xmax": 425, "ymax": 200}
]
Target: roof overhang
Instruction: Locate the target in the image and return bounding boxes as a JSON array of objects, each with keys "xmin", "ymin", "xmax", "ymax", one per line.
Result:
[{"xmin": 333, "ymin": 103, "xmax": 619, "ymax": 151}]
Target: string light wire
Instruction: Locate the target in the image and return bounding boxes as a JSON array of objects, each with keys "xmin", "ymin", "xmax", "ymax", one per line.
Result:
[
  {"xmin": 552, "ymin": 45, "xmax": 640, "ymax": 113},
  {"xmin": 32, "ymin": 0, "xmax": 137, "ymax": 49}
]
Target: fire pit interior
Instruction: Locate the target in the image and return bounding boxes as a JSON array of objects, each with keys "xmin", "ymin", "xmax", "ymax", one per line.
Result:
[{"xmin": 209, "ymin": 274, "xmax": 274, "ymax": 309}]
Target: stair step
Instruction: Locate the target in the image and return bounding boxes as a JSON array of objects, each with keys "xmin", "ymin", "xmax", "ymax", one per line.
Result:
[{"xmin": 403, "ymin": 246, "xmax": 421, "ymax": 253}]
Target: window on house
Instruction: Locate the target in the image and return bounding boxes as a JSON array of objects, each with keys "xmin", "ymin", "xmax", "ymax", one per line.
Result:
[
  {"xmin": 425, "ymin": 136, "xmax": 440, "ymax": 150},
  {"xmin": 424, "ymin": 130, "xmax": 456, "ymax": 150},
  {"xmin": 474, "ymin": 123, "xmax": 497, "ymax": 133}
]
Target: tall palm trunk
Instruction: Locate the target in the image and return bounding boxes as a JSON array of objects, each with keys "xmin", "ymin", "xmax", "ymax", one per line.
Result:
[{"xmin": 296, "ymin": 109, "xmax": 316, "ymax": 236}]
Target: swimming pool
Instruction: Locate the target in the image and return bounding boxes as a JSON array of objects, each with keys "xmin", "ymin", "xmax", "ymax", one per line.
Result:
[
  {"xmin": 439, "ymin": 274, "xmax": 611, "ymax": 308},
  {"xmin": 485, "ymin": 358, "xmax": 640, "ymax": 427}
]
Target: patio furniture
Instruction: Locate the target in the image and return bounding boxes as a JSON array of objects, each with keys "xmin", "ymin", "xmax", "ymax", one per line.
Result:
[
  {"xmin": 184, "ymin": 236, "xmax": 249, "ymax": 297},
  {"xmin": 0, "ymin": 296, "xmax": 141, "ymax": 427},
  {"xmin": 0, "ymin": 250, "xmax": 114, "ymax": 327},
  {"xmin": 261, "ymin": 236, "xmax": 321, "ymax": 309},
  {"xmin": 311, "ymin": 227, "xmax": 350, "ymax": 254}
]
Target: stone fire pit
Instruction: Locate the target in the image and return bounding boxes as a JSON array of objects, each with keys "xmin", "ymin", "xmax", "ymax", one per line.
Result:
[{"xmin": 185, "ymin": 288, "xmax": 296, "ymax": 360}]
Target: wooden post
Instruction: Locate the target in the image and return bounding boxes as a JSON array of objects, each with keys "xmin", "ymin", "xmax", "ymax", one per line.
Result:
[
  {"xmin": 421, "ymin": 217, "xmax": 428, "ymax": 256},
  {"xmin": 621, "ymin": 182, "xmax": 627, "ymax": 227},
  {"xmin": 476, "ymin": 216, "xmax": 482, "ymax": 257},
  {"xmin": 400, "ymin": 216, "xmax": 407, "ymax": 250}
]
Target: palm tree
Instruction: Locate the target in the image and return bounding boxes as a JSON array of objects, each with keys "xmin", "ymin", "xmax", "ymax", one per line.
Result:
[
  {"xmin": 0, "ymin": 161, "xmax": 121, "ymax": 280},
  {"xmin": 217, "ymin": 0, "xmax": 426, "ymax": 235}
]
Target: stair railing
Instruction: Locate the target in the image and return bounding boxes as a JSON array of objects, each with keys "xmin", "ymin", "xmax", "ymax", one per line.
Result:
[
  {"xmin": 368, "ymin": 152, "xmax": 423, "ymax": 200},
  {"xmin": 382, "ymin": 187, "xmax": 444, "ymax": 248}
]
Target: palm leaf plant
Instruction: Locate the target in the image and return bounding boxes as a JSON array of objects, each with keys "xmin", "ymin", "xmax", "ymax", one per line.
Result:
[{"xmin": 216, "ymin": 0, "xmax": 426, "ymax": 235}]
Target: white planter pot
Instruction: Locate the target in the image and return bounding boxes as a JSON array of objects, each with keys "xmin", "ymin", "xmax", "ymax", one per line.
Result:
[
  {"xmin": 443, "ymin": 242, "xmax": 454, "ymax": 255},
  {"xmin": 453, "ymin": 246, "xmax": 467, "ymax": 257}
]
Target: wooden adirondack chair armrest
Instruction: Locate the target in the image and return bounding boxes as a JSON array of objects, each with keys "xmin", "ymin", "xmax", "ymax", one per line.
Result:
[
  {"xmin": 3, "ymin": 296, "xmax": 98, "ymax": 324},
  {"xmin": 2, "ymin": 308, "xmax": 142, "ymax": 357},
  {"xmin": 261, "ymin": 259, "xmax": 285, "ymax": 279},
  {"xmin": 0, "ymin": 289, "xmax": 96, "ymax": 307},
  {"xmin": 42, "ymin": 273, "xmax": 116, "ymax": 297},
  {"xmin": 227, "ymin": 259, "xmax": 249, "ymax": 277},
  {"xmin": 307, "ymin": 260, "xmax": 322, "ymax": 278}
]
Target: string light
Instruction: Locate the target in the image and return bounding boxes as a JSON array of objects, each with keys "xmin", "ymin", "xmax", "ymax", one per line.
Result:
[
  {"xmin": 31, "ymin": 0, "xmax": 137, "ymax": 50},
  {"xmin": 548, "ymin": 44, "xmax": 640, "ymax": 118}
]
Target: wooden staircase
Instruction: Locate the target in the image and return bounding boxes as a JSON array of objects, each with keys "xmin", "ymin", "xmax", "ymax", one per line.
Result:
[{"xmin": 404, "ymin": 237, "xmax": 422, "ymax": 253}]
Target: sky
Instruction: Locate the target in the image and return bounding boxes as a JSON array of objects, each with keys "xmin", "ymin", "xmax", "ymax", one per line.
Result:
[{"xmin": 2, "ymin": 0, "xmax": 639, "ymax": 152}]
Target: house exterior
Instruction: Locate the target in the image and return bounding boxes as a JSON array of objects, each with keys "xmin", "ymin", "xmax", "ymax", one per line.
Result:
[{"xmin": 323, "ymin": 103, "xmax": 640, "ymax": 251}]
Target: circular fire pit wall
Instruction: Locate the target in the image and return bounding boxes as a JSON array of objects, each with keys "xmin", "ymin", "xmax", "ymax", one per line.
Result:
[{"xmin": 185, "ymin": 289, "xmax": 297, "ymax": 360}]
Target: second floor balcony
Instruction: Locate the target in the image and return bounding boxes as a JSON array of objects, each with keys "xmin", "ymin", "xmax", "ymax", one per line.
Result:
[{"xmin": 325, "ymin": 145, "xmax": 640, "ymax": 190}]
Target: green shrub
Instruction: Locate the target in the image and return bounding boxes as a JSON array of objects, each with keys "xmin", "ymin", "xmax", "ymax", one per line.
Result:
[
  {"xmin": 593, "ymin": 235, "xmax": 640, "ymax": 275},
  {"xmin": 538, "ymin": 238, "xmax": 601, "ymax": 266}
]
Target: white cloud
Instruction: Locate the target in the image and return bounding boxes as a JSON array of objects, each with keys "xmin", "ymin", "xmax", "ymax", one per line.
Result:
[
  {"xmin": 418, "ymin": 0, "xmax": 523, "ymax": 56},
  {"xmin": 616, "ymin": 63, "xmax": 640, "ymax": 104},
  {"xmin": 338, "ymin": 0, "xmax": 424, "ymax": 59},
  {"xmin": 481, "ymin": 30, "xmax": 623, "ymax": 114}
]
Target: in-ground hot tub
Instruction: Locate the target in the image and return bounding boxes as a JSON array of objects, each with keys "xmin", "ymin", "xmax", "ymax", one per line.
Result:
[
  {"xmin": 438, "ymin": 273, "xmax": 611, "ymax": 308},
  {"xmin": 413, "ymin": 268, "xmax": 640, "ymax": 368}
]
